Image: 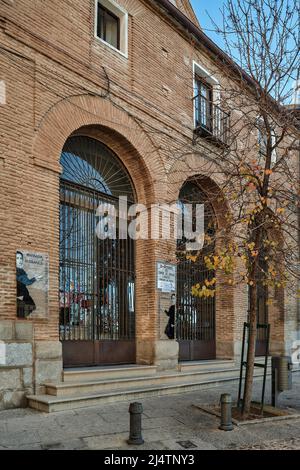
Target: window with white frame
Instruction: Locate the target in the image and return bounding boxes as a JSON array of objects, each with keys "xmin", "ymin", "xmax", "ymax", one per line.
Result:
[
  {"xmin": 192, "ymin": 62, "xmax": 230, "ymax": 145},
  {"xmin": 193, "ymin": 61, "xmax": 220, "ymax": 130},
  {"xmin": 195, "ymin": 76, "xmax": 213, "ymax": 130},
  {"xmin": 95, "ymin": 0, "xmax": 128, "ymax": 57}
]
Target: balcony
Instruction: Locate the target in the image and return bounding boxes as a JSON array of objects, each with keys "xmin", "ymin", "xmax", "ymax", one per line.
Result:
[{"xmin": 193, "ymin": 94, "xmax": 230, "ymax": 146}]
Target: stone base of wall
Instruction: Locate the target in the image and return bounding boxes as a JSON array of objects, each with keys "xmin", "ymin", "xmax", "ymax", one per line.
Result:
[
  {"xmin": 136, "ymin": 339, "xmax": 179, "ymax": 371},
  {"xmin": 233, "ymin": 340, "xmax": 242, "ymax": 360},
  {"xmin": 34, "ymin": 341, "xmax": 63, "ymax": 394},
  {"xmin": 216, "ymin": 340, "xmax": 235, "ymax": 359},
  {"xmin": 0, "ymin": 321, "xmax": 63, "ymax": 409},
  {"xmin": 154, "ymin": 340, "xmax": 179, "ymax": 371},
  {"xmin": 269, "ymin": 341, "xmax": 286, "ymax": 356},
  {"xmin": 136, "ymin": 339, "xmax": 155, "ymax": 366},
  {"xmin": 0, "ymin": 321, "xmax": 34, "ymax": 410}
]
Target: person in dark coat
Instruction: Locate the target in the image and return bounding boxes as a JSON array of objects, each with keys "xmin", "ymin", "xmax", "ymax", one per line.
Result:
[
  {"xmin": 16, "ymin": 251, "xmax": 42, "ymax": 318},
  {"xmin": 165, "ymin": 293, "xmax": 176, "ymax": 339}
]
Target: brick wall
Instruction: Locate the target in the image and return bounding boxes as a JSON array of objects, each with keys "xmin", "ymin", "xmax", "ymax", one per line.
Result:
[{"xmin": 0, "ymin": 0, "xmax": 298, "ymax": 407}]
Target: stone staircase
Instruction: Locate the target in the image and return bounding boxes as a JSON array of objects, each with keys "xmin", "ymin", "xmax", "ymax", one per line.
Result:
[{"xmin": 27, "ymin": 359, "xmax": 271, "ymax": 413}]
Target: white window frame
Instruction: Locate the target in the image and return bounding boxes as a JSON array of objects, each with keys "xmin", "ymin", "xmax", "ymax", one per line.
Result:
[
  {"xmin": 193, "ymin": 61, "xmax": 220, "ymax": 129},
  {"xmin": 94, "ymin": 0, "xmax": 128, "ymax": 58}
]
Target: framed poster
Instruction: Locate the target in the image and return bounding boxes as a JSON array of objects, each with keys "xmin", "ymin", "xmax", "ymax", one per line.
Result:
[
  {"xmin": 157, "ymin": 261, "xmax": 176, "ymax": 293},
  {"xmin": 16, "ymin": 250, "xmax": 49, "ymax": 319}
]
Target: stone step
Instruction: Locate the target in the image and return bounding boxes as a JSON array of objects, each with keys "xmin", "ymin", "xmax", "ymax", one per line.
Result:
[
  {"xmin": 179, "ymin": 357, "xmax": 271, "ymax": 372},
  {"xmin": 178, "ymin": 359, "xmax": 235, "ymax": 372},
  {"xmin": 46, "ymin": 366, "xmax": 254, "ymax": 397},
  {"xmin": 27, "ymin": 356, "xmax": 280, "ymax": 412},
  {"xmin": 28, "ymin": 374, "xmax": 267, "ymax": 413},
  {"xmin": 48, "ymin": 365, "xmax": 272, "ymax": 398},
  {"xmin": 63, "ymin": 365, "xmax": 157, "ymax": 383}
]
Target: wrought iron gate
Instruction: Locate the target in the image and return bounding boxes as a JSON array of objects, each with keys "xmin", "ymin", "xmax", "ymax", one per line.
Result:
[
  {"xmin": 59, "ymin": 136, "xmax": 136, "ymax": 367},
  {"xmin": 176, "ymin": 180, "xmax": 216, "ymax": 361}
]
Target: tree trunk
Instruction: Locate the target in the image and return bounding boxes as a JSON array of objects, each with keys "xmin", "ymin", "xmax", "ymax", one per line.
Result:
[{"xmin": 242, "ymin": 282, "xmax": 257, "ymax": 417}]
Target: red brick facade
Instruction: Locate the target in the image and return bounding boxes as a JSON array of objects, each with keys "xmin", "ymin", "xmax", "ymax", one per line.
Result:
[{"xmin": 0, "ymin": 0, "xmax": 298, "ymax": 409}]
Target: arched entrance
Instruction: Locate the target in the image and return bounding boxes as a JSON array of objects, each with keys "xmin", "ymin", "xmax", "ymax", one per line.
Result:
[
  {"xmin": 59, "ymin": 135, "xmax": 136, "ymax": 367},
  {"xmin": 176, "ymin": 179, "xmax": 217, "ymax": 361}
]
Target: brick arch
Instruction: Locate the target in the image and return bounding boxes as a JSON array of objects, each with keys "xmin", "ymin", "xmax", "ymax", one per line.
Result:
[
  {"xmin": 167, "ymin": 154, "xmax": 230, "ymax": 228},
  {"xmin": 32, "ymin": 95, "xmax": 166, "ymax": 204},
  {"xmin": 32, "ymin": 95, "xmax": 166, "ymax": 365},
  {"xmin": 168, "ymin": 156, "xmax": 236, "ymax": 359},
  {"xmin": 68, "ymin": 125, "xmax": 156, "ymax": 206}
]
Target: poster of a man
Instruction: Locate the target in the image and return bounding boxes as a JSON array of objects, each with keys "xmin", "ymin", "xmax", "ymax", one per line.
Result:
[{"xmin": 16, "ymin": 251, "xmax": 49, "ymax": 318}]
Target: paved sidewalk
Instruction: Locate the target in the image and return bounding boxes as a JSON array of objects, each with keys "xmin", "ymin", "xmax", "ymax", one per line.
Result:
[{"xmin": 0, "ymin": 373, "xmax": 299, "ymax": 450}]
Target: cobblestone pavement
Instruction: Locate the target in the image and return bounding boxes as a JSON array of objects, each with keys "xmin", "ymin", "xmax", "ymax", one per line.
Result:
[
  {"xmin": 0, "ymin": 373, "xmax": 299, "ymax": 450},
  {"xmin": 236, "ymin": 438, "xmax": 300, "ymax": 450}
]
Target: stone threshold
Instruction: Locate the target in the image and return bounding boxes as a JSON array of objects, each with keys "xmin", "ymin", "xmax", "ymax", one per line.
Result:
[{"xmin": 63, "ymin": 364, "xmax": 154, "ymax": 372}]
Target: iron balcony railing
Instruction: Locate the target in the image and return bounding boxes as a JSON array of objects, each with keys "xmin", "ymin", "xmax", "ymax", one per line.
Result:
[{"xmin": 193, "ymin": 94, "xmax": 230, "ymax": 146}]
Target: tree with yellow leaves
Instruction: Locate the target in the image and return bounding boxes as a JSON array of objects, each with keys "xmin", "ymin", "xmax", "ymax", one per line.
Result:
[{"xmin": 182, "ymin": 0, "xmax": 300, "ymax": 417}]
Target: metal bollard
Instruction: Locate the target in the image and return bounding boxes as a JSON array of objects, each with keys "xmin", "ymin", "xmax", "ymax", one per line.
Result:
[
  {"xmin": 271, "ymin": 356, "xmax": 293, "ymax": 406},
  {"xmin": 219, "ymin": 393, "xmax": 234, "ymax": 431},
  {"xmin": 127, "ymin": 402, "xmax": 144, "ymax": 445}
]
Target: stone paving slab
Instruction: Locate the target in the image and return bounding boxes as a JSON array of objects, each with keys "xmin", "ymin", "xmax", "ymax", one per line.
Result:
[
  {"xmin": 41, "ymin": 438, "xmax": 87, "ymax": 451},
  {"xmin": 0, "ymin": 372, "xmax": 299, "ymax": 450},
  {"xmin": 237, "ymin": 437, "xmax": 300, "ymax": 450},
  {"xmin": 0, "ymin": 430, "xmax": 41, "ymax": 448}
]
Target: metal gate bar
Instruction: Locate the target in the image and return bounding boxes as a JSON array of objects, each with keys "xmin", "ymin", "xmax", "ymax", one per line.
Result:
[
  {"xmin": 176, "ymin": 180, "xmax": 216, "ymax": 361},
  {"xmin": 60, "ymin": 180, "xmax": 135, "ymax": 355}
]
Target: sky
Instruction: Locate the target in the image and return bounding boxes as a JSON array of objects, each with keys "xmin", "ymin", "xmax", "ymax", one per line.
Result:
[
  {"xmin": 190, "ymin": 0, "xmax": 226, "ymax": 49},
  {"xmin": 190, "ymin": 0, "xmax": 299, "ymax": 102}
]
